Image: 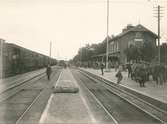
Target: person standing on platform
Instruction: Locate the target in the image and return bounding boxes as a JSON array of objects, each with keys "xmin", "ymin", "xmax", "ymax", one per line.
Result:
[
  {"xmin": 116, "ymin": 65, "xmax": 123, "ymax": 84},
  {"xmin": 127, "ymin": 64, "xmax": 132, "ymax": 78},
  {"xmin": 100, "ymin": 62, "xmax": 105, "ymax": 75},
  {"xmin": 137, "ymin": 67, "xmax": 147, "ymax": 87},
  {"xmin": 46, "ymin": 65, "xmax": 52, "ymax": 80}
]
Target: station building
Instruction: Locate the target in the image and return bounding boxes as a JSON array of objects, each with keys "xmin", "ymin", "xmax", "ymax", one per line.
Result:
[{"xmin": 93, "ymin": 24, "xmax": 158, "ymax": 66}]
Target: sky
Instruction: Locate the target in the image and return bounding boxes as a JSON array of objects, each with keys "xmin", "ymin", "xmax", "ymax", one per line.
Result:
[{"xmin": 0, "ymin": 0, "xmax": 167, "ymax": 60}]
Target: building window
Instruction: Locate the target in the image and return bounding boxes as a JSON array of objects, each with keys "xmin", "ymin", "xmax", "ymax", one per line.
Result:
[
  {"xmin": 117, "ymin": 42, "xmax": 119, "ymax": 51},
  {"xmin": 134, "ymin": 38, "xmax": 143, "ymax": 47},
  {"xmin": 114, "ymin": 42, "xmax": 116, "ymax": 52},
  {"xmin": 135, "ymin": 32, "xmax": 142, "ymax": 38},
  {"xmin": 110, "ymin": 41, "xmax": 114, "ymax": 53},
  {"xmin": 128, "ymin": 40, "xmax": 134, "ymax": 47},
  {"xmin": 110, "ymin": 41, "xmax": 119, "ymax": 52}
]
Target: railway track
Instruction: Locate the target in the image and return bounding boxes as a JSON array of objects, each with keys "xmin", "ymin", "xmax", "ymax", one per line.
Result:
[
  {"xmin": 0, "ymin": 67, "xmax": 62, "ymax": 124},
  {"xmin": 0, "ymin": 66, "xmax": 59, "ymax": 102},
  {"xmin": 0, "ymin": 72, "xmax": 45, "ymax": 102},
  {"xmin": 71, "ymin": 68, "xmax": 167, "ymax": 124}
]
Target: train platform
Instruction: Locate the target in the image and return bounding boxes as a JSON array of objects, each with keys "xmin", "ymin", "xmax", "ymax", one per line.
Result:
[
  {"xmin": 39, "ymin": 68, "xmax": 97, "ymax": 124},
  {"xmin": 0, "ymin": 69, "xmax": 42, "ymax": 83},
  {"xmin": 0, "ymin": 68, "xmax": 45, "ymax": 93},
  {"xmin": 81, "ymin": 68, "xmax": 167, "ymax": 104}
]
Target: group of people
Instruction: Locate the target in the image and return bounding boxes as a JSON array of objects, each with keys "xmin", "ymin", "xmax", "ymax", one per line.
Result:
[
  {"xmin": 127, "ymin": 63, "xmax": 167, "ymax": 87},
  {"xmin": 100, "ymin": 62, "xmax": 167, "ymax": 87},
  {"xmin": 46, "ymin": 62, "xmax": 167, "ymax": 87}
]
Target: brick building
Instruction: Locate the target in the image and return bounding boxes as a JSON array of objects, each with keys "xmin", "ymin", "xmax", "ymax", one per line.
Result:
[{"xmin": 108, "ymin": 24, "xmax": 158, "ymax": 64}]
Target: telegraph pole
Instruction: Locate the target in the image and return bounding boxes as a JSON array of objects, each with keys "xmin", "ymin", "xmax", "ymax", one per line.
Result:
[
  {"xmin": 153, "ymin": 5, "xmax": 164, "ymax": 64},
  {"xmin": 106, "ymin": 0, "xmax": 109, "ymax": 70}
]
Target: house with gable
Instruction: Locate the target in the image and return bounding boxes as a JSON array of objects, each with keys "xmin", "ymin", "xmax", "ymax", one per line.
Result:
[{"xmin": 108, "ymin": 24, "xmax": 158, "ymax": 64}]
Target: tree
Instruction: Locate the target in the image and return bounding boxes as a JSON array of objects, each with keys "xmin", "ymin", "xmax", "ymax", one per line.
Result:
[
  {"xmin": 73, "ymin": 44, "xmax": 95, "ymax": 63},
  {"xmin": 141, "ymin": 41, "xmax": 157, "ymax": 62},
  {"xmin": 125, "ymin": 41, "xmax": 156, "ymax": 62},
  {"xmin": 124, "ymin": 45, "xmax": 141, "ymax": 62},
  {"xmin": 72, "ymin": 38, "xmax": 107, "ymax": 64}
]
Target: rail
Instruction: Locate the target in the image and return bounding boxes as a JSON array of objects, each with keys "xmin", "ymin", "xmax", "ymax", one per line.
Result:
[{"xmin": 78, "ymin": 68, "xmax": 167, "ymax": 124}]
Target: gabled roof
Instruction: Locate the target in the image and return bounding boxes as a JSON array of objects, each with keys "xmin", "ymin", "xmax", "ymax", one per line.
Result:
[{"xmin": 109, "ymin": 24, "xmax": 158, "ymax": 42}]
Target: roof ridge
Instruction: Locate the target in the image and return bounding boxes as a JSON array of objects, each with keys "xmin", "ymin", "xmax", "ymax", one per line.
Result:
[{"xmin": 110, "ymin": 24, "xmax": 158, "ymax": 41}]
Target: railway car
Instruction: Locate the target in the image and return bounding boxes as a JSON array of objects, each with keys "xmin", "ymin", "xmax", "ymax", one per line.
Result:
[{"xmin": 1, "ymin": 42, "xmax": 57, "ymax": 78}]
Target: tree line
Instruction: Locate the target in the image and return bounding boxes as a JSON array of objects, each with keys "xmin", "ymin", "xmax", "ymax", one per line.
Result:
[
  {"xmin": 73, "ymin": 40, "xmax": 107, "ymax": 62},
  {"xmin": 73, "ymin": 40, "xmax": 167, "ymax": 64}
]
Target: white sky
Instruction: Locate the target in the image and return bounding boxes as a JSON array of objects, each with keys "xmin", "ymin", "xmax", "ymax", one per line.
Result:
[{"xmin": 0, "ymin": 0, "xmax": 167, "ymax": 60}]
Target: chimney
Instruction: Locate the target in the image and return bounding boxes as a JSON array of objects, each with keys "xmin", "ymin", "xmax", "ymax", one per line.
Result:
[
  {"xmin": 127, "ymin": 24, "xmax": 134, "ymax": 30},
  {"xmin": 122, "ymin": 24, "xmax": 134, "ymax": 32},
  {"xmin": 122, "ymin": 28, "xmax": 127, "ymax": 32}
]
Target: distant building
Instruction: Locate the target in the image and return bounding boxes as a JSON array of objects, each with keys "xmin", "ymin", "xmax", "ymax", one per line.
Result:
[{"xmin": 108, "ymin": 24, "xmax": 158, "ymax": 64}]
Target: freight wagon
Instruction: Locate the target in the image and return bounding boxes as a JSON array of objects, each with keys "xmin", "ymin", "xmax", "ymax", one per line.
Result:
[{"xmin": 1, "ymin": 41, "xmax": 57, "ymax": 78}]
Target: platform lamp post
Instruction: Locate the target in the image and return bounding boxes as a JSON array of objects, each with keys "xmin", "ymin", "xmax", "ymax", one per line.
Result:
[
  {"xmin": 105, "ymin": 0, "xmax": 109, "ymax": 71},
  {"xmin": 79, "ymin": 47, "xmax": 82, "ymax": 67},
  {"xmin": 49, "ymin": 41, "xmax": 52, "ymax": 65}
]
